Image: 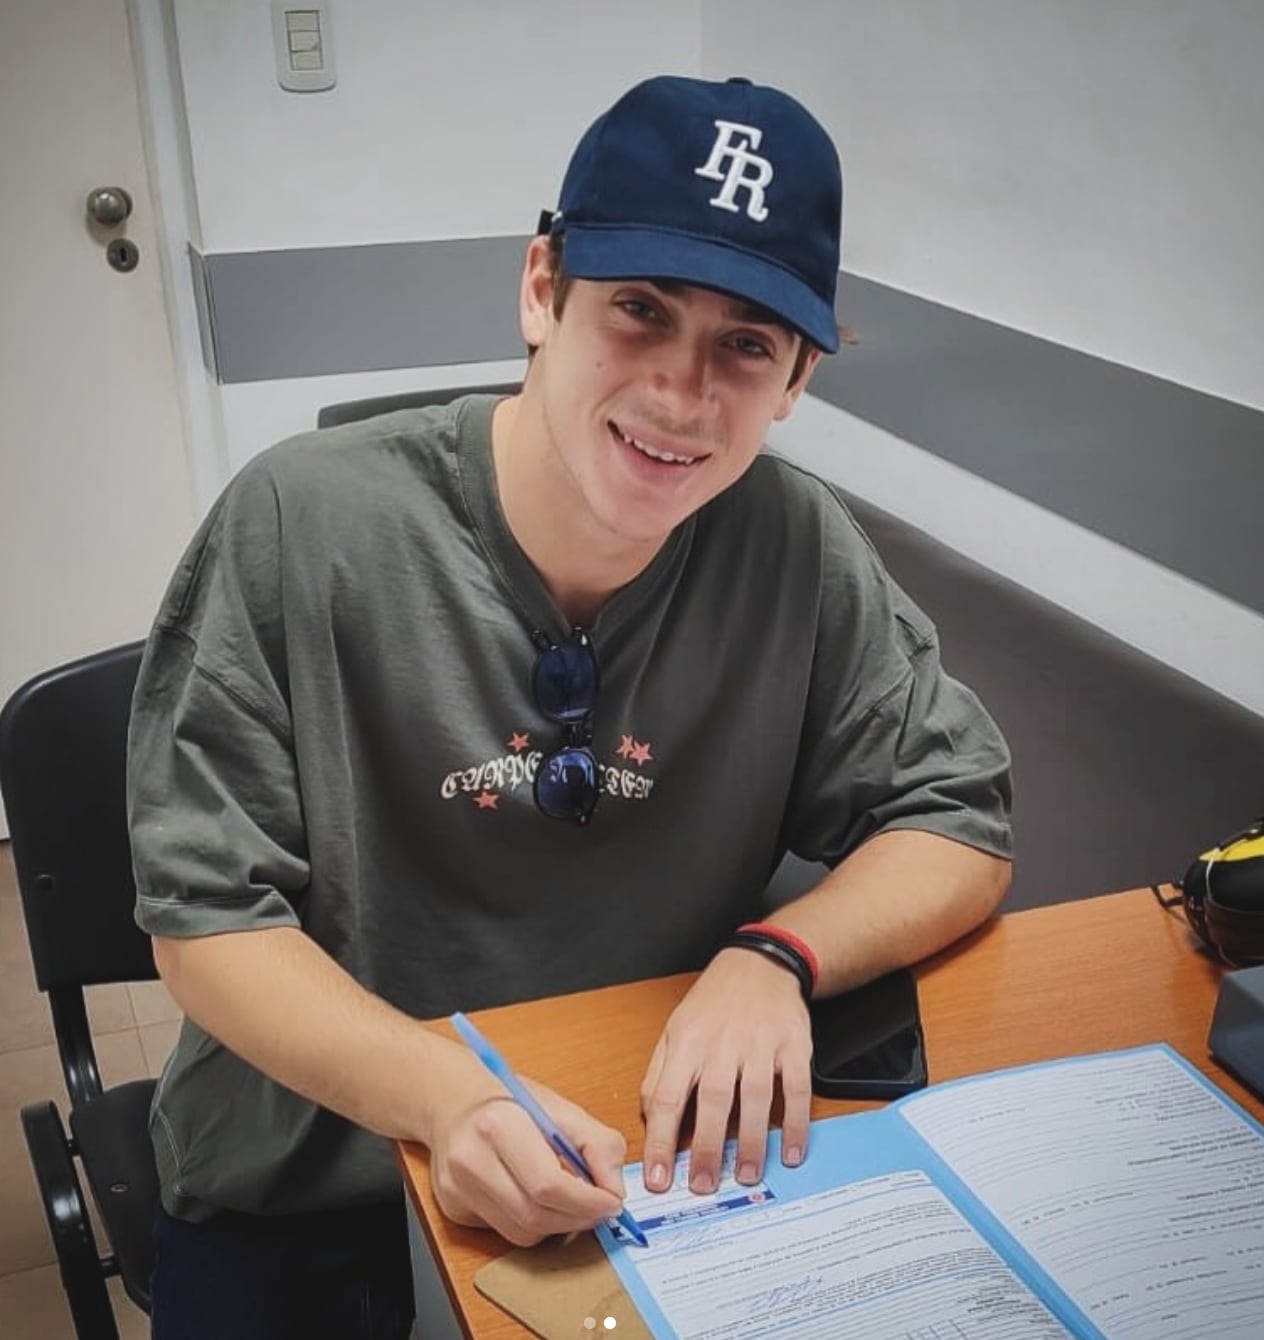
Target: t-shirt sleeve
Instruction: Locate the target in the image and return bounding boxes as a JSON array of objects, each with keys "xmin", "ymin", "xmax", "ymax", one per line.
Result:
[
  {"xmin": 128, "ymin": 459, "xmax": 310, "ymax": 938},
  {"xmin": 780, "ymin": 488, "xmax": 1013, "ymax": 868}
]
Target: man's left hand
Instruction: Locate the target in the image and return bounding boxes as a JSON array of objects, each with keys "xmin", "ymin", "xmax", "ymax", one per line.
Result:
[{"xmin": 638, "ymin": 948, "xmax": 811, "ymax": 1195}]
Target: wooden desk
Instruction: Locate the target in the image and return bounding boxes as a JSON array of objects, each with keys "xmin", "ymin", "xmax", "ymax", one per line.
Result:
[{"xmin": 398, "ymin": 889, "xmax": 1263, "ymax": 1339}]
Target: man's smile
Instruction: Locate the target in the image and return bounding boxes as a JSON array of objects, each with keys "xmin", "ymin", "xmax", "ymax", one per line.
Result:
[{"xmin": 608, "ymin": 419, "xmax": 711, "ymax": 469}]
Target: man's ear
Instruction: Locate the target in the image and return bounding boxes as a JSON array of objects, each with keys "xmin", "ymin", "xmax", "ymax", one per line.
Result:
[
  {"xmin": 520, "ymin": 235, "xmax": 557, "ymax": 349},
  {"xmin": 772, "ymin": 345, "xmax": 823, "ymax": 422}
]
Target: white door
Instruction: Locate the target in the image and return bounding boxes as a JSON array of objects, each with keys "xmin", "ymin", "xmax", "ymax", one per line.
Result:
[{"xmin": 0, "ymin": 0, "xmax": 197, "ymax": 833}]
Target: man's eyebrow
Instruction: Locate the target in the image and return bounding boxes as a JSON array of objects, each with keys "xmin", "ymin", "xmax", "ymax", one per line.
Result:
[{"xmin": 643, "ymin": 280, "xmax": 790, "ymax": 332}]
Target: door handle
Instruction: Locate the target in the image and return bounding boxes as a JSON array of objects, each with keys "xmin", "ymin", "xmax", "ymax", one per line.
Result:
[{"xmin": 86, "ymin": 186, "xmax": 134, "ymax": 227}]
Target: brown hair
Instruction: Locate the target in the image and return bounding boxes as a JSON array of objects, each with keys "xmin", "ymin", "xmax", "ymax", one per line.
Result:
[{"xmin": 529, "ymin": 234, "xmax": 817, "ymax": 388}]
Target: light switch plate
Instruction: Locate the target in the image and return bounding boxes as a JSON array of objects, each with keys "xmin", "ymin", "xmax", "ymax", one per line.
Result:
[{"xmin": 271, "ymin": 2, "xmax": 336, "ymax": 93}]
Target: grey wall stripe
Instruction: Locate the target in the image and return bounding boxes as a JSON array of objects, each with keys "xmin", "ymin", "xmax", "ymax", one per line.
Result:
[
  {"xmin": 195, "ymin": 236, "xmax": 527, "ymax": 384},
  {"xmin": 821, "ymin": 273, "xmax": 1264, "ymax": 619},
  {"xmin": 194, "ymin": 237, "xmax": 1264, "ymax": 617}
]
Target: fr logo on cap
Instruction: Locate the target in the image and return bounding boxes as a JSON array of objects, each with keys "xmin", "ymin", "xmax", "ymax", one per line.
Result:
[
  {"xmin": 695, "ymin": 120, "xmax": 775, "ymax": 222},
  {"xmin": 544, "ymin": 75, "xmax": 843, "ymax": 353}
]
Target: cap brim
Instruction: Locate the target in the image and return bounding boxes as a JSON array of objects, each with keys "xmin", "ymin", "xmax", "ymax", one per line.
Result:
[{"xmin": 559, "ymin": 225, "xmax": 840, "ymax": 354}]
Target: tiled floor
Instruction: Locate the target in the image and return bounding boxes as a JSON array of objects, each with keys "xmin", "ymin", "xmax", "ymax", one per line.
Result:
[{"xmin": 1, "ymin": 840, "xmax": 177, "ymax": 1338}]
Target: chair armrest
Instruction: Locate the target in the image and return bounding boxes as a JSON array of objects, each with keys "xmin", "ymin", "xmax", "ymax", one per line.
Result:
[{"xmin": 21, "ymin": 1099, "xmax": 120, "ymax": 1340}]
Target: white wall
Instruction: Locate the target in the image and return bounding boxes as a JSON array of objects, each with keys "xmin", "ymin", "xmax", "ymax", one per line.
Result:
[
  {"xmin": 698, "ymin": 0, "xmax": 1264, "ymax": 715},
  {"xmin": 703, "ymin": 0, "xmax": 1264, "ymax": 413},
  {"xmin": 155, "ymin": 1, "xmax": 1264, "ymax": 716},
  {"xmin": 170, "ymin": 0, "xmax": 703, "ymax": 464},
  {"xmin": 174, "ymin": 0, "xmax": 703, "ymax": 250}
]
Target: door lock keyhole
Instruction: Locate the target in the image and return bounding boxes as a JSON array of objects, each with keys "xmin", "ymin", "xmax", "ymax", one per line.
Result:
[{"xmin": 106, "ymin": 238, "xmax": 140, "ymax": 273}]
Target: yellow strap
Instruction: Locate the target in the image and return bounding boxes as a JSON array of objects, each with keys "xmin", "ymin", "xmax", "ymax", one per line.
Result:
[{"xmin": 1199, "ymin": 833, "xmax": 1264, "ymax": 862}]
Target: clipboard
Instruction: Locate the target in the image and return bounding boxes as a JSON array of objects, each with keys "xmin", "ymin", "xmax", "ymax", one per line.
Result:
[{"xmin": 474, "ymin": 1234, "xmax": 651, "ymax": 1340}]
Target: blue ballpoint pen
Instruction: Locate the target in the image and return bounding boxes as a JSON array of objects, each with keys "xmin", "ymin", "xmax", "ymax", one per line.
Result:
[{"xmin": 450, "ymin": 1012, "xmax": 650, "ymax": 1248}]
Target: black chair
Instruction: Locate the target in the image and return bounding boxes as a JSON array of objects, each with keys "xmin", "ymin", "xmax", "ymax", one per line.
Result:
[
  {"xmin": 844, "ymin": 495, "xmax": 1264, "ymax": 911},
  {"xmin": 317, "ymin": 380, "xmax": 521, "ymax": 429},
  {"xmin": 1, "ymin": 641, "xmax": 160, "ymax": 1339}
]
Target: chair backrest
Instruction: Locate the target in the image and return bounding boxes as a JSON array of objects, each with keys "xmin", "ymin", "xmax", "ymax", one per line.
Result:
[
  {"xmin": 316, "ymin": 380, "xmax": 521, "ymax": 429},
  {"xmin": 0, "ymin": 641, "xmax": 156, "ymax": 990},
  {"xmin": 844, "ymin": 493, "xmax": 1264, "ymax": 909}
]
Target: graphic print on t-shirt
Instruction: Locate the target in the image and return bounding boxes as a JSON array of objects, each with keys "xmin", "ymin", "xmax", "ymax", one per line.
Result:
[{"xmin": 439, "ymin": 728, "xmax": 657, "ymax": 811}]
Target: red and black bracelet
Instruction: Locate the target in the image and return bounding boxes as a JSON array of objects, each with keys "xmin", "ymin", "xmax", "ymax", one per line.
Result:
[{"xmin": 723, "ymin": 922, "xmax": 820, "ymax": 1001}]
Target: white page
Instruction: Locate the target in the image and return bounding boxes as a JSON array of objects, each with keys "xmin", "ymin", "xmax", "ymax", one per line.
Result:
[
  {"xmin": 901, "ymin": 1048, "xmax": 1264, "ymax": 1340},
  {"xmin": 622, "ymin": 1166, "xmax": 1074, "ymax": 1339}
]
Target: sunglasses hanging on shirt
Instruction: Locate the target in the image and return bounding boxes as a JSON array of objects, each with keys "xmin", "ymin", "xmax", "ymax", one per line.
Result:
[{"xmin": 530, "ymin": 628, "xmax": 601, "ymax": 825}]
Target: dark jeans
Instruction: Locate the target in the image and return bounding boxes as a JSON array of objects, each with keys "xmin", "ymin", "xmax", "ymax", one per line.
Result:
[{"xmin": 150, "ymin": 1198, "xmax": 415, "ymax": 1340}]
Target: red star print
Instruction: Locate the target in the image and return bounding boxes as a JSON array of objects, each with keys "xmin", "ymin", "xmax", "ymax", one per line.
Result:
[
  {"xmin": 630, "ymin": 740, "xmax": 653, "ymax": 766},
  {"xmin": 616, "ymin": 733, "xmax": 636, "ymax": 759},
  {"xmin": 473, "ymin": 791, "xmax": 499, "ymax": 810},
  {"xmin": 508, "ymin": 731, "xmax": 530, "ymax": 753}
]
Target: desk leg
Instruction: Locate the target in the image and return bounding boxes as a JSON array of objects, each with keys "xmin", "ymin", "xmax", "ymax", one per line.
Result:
[{"xmin": 405, "ymin": 1197, "xmax": 465, "ymax": 1340}]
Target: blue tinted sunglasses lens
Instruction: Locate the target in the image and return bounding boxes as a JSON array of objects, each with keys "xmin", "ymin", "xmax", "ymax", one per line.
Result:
[
  {"xmin": 534, "ymin": 747, "xmax": 599, "ymax": 821},
  {"xmin": 532, "ymin": 640, "xmax": 598, "ymax": 723}
]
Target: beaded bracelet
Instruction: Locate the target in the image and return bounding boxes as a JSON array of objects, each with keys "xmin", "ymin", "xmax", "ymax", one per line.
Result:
[{"xmin": 723, "ymin": 922, "xmax": 819, "ymax": 1001}]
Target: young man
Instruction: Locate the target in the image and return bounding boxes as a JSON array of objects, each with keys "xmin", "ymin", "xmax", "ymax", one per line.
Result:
[{"xmin": 128, "ymin": 75, "xmax": 1011, "ymax": 1338}]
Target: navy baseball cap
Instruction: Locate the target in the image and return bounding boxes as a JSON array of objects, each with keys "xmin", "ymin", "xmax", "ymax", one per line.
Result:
[{"xmin": 545, "ymin": 75, "xmax": 842, "ymax": 354}]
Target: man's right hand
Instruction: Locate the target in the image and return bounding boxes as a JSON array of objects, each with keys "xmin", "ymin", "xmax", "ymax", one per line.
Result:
[
  {"xmin": 153, "ymin": 928, "xmax": 630, "ymax": 1247},
  {"xmin": 426, "ymin": 1055, "xmax": 629, "ymax": 1247}
]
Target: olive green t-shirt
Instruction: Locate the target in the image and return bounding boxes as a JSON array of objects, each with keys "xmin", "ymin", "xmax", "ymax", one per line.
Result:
[{"xmin": 128, "ymin": 394, "xmax": 1011, "ymax": 1220}]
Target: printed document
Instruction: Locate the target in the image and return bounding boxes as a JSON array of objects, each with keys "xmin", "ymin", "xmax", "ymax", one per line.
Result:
[{"xmin": 596, "ymin": 1046, "xmax": 1264, "ymax": 1339}]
